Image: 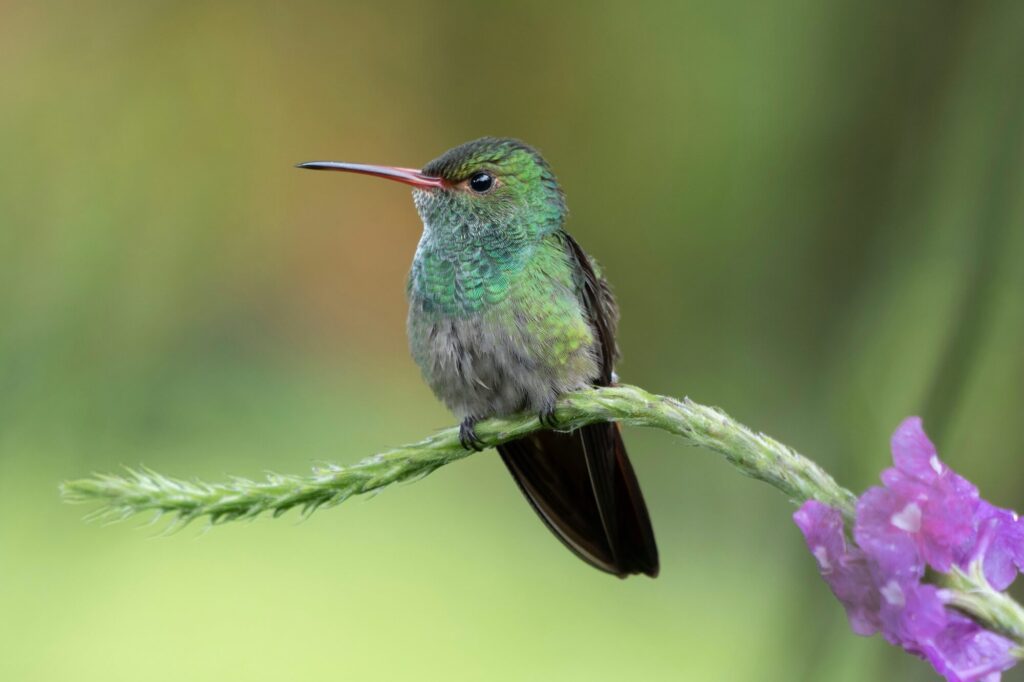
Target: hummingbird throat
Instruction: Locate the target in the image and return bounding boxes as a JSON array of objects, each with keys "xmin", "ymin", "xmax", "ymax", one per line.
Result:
[{"xmin": 408, "ymin": 193, "xmax": 538, "ymax": 316}]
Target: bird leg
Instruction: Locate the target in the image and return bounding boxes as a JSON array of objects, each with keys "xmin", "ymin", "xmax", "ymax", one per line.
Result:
[
  {"xmin": 539, "ymin": 400, "xmax": 561, "ymax": 429},
  {"xmin": 459, "ymin": 415, "xmax": 487, "ymax": 452}
]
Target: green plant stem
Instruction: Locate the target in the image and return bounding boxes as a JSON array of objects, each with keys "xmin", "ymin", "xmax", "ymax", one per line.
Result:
[
  {"xmin": 60, "ymin": 383, "xmax": 1023, "ymax": 643},
  {"xmin": 945, "ymin": 564, "xmax": 1024, "ymax": 645}
]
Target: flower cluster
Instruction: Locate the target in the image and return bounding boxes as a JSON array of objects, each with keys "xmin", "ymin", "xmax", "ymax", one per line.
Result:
[{"xmin": 794, "ymin": 418, "xmax": 1023, "ymax": 682}]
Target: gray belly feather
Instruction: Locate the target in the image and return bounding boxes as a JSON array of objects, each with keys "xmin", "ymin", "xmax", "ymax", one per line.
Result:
[{"xmin": 407, "ymin": 307, "xmax": 595, "ymax": 419}]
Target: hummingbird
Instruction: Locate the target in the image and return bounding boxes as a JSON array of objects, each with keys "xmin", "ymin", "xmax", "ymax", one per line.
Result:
[{"xmin": 298, "ymin": 137, "xmax": 658, "ymax": 577}]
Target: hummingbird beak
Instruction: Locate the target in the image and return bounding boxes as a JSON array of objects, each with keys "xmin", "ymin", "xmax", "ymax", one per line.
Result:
[{"xmin": 295, "ymin": 161, "xmax": 445, "ymax": 189}]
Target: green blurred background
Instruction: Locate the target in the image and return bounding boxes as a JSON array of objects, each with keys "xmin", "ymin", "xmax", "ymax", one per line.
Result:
[{"xmin": 2, "ymin": 1, "xmax": 1023, "ymax": 680}]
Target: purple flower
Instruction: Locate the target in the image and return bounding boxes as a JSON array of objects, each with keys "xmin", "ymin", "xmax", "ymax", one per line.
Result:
[
  {"xmin": 796, "ymin": 499, "xmax": 1018, "ymax": 681},
  {"xmin": 856, "ymin": 418, "xmax": 979, "ymax": 576},
  {"xmin": 853, "ymin": 485, "xmax": 925, "ymax": 580},
  {"xmin": 967, "ymin": 501, "xmax": 1024, "ymax": 591},
  {"xmin": 923, "ymin": 611, "xmax": 1018, "ymax": 682},
  {"xmin": 794, "ymin": 417, "xmax": 1023, "ymax": 681},
  {"xmin": 794, "ymin": 501, "xmax": 880, "ymax": 635},
  {"xmin": 876, "ymin": 579, "xmax": 946, "ymax": 647}
]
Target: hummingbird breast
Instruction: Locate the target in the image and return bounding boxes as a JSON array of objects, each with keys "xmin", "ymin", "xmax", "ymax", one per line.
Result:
[{"xmin": 406, "ymin": 235, "xmax": 600, "ymax": 419}]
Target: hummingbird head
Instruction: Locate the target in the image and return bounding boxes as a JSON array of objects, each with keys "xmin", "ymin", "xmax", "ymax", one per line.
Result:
[
  {"xmin": 298, "ymin": 137, "xmax": 566, "ymax": 244},
  {"xmin": 414, "ymin": 137, "xmax": 566, "ymax": 238}
]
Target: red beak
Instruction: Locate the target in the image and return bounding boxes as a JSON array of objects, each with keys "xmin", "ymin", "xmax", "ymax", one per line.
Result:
[{"xmin": 296, "ymin": 161, "xmax": 444, "ymax": 189}]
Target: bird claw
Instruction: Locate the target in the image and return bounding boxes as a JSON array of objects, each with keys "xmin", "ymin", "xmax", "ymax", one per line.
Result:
[
  {"xmin": 539, "ymin": 404, "xmax": 560, "ymax": 429},
  {"xmin": 459, "ymin": 417, "xmax": 486, "ymax": 452}
]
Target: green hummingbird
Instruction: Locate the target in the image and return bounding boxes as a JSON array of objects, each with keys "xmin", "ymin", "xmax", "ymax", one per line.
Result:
[{"xmin": 298, "ymin": 138, "xmax": 658, "ymax": 577}]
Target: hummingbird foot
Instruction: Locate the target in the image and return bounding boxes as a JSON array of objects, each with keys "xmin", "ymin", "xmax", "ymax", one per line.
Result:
[
  {"xmin": 539, "ymin": 402, "xmax": 561, "ymax": 430},
  {"xmin": 459, "ymin": 416, "xmax": 487, "ymax": 452}
]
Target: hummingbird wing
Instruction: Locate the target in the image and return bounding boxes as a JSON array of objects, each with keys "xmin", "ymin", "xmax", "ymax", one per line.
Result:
[{"xmin": 497, "ymin": 232, "xmax": 659, "ymax": 578}]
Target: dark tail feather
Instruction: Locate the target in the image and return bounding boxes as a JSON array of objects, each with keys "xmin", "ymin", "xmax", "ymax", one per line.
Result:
[{"xmin": 497, "ymin": 423, "xmax": 659, "ymax": 578}]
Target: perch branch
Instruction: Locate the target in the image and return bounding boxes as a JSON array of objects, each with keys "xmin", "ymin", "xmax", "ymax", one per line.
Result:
[{"xmin": 59, "ymin": 383, "xmax": 1024, "ymax": 643}]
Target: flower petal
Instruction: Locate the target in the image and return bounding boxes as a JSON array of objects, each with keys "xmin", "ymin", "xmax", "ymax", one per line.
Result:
[
  {"xmin": 795, "ymin": 501, "xmax": 881, "ymax": 635},
  {"xmin": 891, "ymin": 417, "xmax": 942, "ymax": 482}
]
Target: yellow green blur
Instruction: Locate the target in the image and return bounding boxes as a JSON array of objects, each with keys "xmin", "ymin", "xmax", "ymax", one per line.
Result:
[{"xmin": 2, "ymin": 2, "xmax": 1023, "ymax": 682}]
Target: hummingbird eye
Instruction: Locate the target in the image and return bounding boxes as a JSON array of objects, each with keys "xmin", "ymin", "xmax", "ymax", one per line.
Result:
[{"xmin": 468, "ymin": 172, "xmax": 494, "ymax": 193}]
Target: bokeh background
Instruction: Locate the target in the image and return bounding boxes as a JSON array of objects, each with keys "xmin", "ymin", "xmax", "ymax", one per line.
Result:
[{"xmin": 2, "ymin": 2, "xmax": 1023, "ymax": 680}]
